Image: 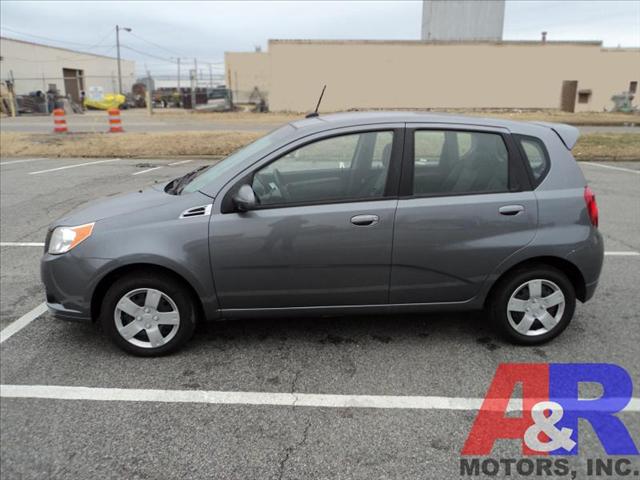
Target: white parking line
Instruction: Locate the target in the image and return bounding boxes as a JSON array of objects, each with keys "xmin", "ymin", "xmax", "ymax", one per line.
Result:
[
  {"xmin": 168, "ymin": 160, "xmax": 193, "ymax": 166},
  {"xmin": 0, "ymin": 242, "xmax": 45, "ymax": 247},
  {"xmin": 1, "ymin": 384, "xmax": 638, "ymax": 412},
  {"xmin": 0, "ymin": 158, "xmax": 47, "ymax": 166},
  {"xmin": 132, "ymin": 166, "xmax": 163, "ymax": 176},
  {"xmin": 605, "ymin": 251, "xmax": 640, "ymax": 256},
  {"xmin": 581, "ymin": 162, "xmax": 640, "ymax": 174},
  {"xmin": 29, "ymin": 159, "xmax": 121, "ymax": 175},
  {"xmin": 0, "ymin": 303, "xmax": 48, "ymax": 344}
]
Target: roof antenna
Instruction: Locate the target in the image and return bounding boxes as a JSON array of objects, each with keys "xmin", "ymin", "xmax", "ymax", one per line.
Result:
[{"xmin": 305, "ymin": 85, "xmax": 326, "ymax": 118}]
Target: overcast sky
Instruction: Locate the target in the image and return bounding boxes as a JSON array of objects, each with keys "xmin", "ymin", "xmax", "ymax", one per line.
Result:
[{"xmin": 1, "ymin": 0, "xmax": 639, "ymax": 77}]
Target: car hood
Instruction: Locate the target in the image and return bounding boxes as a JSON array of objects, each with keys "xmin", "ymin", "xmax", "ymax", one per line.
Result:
[{"xmin": 53, "ymin": 184, "xmax": 175, "ymax": 227}]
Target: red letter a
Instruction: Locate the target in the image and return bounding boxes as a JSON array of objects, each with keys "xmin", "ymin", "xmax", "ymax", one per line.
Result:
[{"xmin": 462, "ymin": 363, "xmax": 549, "ymax": 455}]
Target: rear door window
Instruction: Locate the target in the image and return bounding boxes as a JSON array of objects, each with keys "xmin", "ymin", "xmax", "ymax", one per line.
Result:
[{"xmin": 412, "ymin": 130, "xmax": 509, "ymax": 195}]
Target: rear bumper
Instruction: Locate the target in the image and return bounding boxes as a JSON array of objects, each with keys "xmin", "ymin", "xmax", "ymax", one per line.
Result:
[
  {"xmin": 583, "ymin": 280, "xmax": 599, "ymax": 303},
  {"xmin": 566, "ymin": 228, "xmax": 604, "ymax": 302}
]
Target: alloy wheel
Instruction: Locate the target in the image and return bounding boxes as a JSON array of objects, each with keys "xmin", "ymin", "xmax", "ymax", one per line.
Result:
[
  {"xmin": 506, "ymin": 279, "xmax": 565, "ymax": 337},
  {"xmin": 114, "ymin": 288, "xmax": 180, "ymax": 349}
]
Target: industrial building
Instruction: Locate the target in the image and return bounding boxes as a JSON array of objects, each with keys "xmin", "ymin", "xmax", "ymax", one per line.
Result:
[
  {"xmin": 0, "ymin": 37, "xmax": 135, "ymax": 103},
  {"xmin": 225, "ymin": 0, "xmax": 639, "ymax": 113},
  {"xmin": 226, "ymin": 39, "xmax": 638, "ymax": 113}
]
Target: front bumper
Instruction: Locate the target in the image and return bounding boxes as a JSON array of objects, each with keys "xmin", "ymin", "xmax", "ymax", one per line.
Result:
[
  {"xmin": 46, "ymin": 302, "xmax": 92, "ymax": 322},
  {"xmin": 41, "ymin": 252, "xmax": 110, "ymax": 322}
]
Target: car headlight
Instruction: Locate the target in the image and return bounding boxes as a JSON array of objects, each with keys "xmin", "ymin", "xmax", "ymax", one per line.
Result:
[{"xmin": 48, "ymin": 223, "xmax": 95, "ymax": 254}]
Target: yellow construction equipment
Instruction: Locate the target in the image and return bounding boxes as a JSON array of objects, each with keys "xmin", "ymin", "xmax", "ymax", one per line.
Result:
[{"xmin": 84, "ymin": 93, "xmax": 126, "ymax": 110}]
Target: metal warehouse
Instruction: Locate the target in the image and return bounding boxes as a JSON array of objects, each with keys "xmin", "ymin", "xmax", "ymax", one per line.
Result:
[
  {"xmin": 225, "ymin": 39, "xmax": 639, "ymax": 113},
  {"xmin": 0, "ymin": 37, "xmax": 135, "ymax": 104}
]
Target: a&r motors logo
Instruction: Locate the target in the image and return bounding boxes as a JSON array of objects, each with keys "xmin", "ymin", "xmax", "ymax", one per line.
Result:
[{"xmin": 463, "ymin": 363, "xmax": 638, "ymax": 456}]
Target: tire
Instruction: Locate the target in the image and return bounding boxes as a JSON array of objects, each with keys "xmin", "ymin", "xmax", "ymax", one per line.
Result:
[
  {"xmin": 489, "ymin": 265, "xmax": 576, "ymax": 345},
  {"xmin": 100, "ymin": 272, "xmax": 196, "ymax": 356}
]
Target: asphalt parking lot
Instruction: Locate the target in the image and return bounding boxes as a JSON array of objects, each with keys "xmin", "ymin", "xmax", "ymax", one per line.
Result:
[
  {"xmin": 0, "ymin": 110, "xmax": 275, "ymax": 133},
  {"xmin": 0, "ymin": 157, "xmax": 639, "ymax": 479}
]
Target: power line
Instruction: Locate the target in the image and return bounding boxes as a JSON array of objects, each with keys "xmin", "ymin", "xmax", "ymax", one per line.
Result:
[
  {"xmin": 123, "ymin": 32, "xmax": 224, "ymax": 66},
  {"xmin": 120, "ymin": 45, "xmax": 177, "ymax": 64},
  {"xmin": 2, "ymin": 46, "xmax": 118, "ymax": 63},
  {"xmin": 1, "ymin": 25, "xmax": 113, "ymax": 50},
  {"xmin": 126, "ymin": 31, "xmax": 186, "ymax": 58}
]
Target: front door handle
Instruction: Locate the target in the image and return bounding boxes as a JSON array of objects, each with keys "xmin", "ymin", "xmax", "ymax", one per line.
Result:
[
  {"xmin": 499, "ymin": 205, "xmax": 525, "ymax": 216},
  {"xmin": 351, "ymin": 214, "xmax": 379, "ymax": 226}
]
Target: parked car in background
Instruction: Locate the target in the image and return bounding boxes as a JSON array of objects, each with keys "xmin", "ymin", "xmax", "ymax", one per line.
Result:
[{"xmin": 41, "ymin": 112, "xmax": 603, "ymax": 355}]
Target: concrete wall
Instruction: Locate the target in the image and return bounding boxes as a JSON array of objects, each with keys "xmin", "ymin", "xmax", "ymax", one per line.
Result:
[
  {"xmin": 421, "ymin": 0, "xmax": 505, "ymax": 41},
  {"xmin": 231, "ymin": 40, "xmax": 639, "ymax": 113},
  {"xmin": 0, "ymin": 37, "xmax": 135, "ymax": 96},
  {"xmin": 225, "ymin": 51, "xmax": 270, "ymax": 103}
]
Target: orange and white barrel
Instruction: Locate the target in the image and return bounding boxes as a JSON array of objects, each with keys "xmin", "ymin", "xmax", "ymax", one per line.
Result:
[
  {"xmin": 53, "ymin": 108, "xmax": 68, "ymax": 133},
  {"xmin": 108, "ymin": 108, "xmax": 124, "ymax": 133}
]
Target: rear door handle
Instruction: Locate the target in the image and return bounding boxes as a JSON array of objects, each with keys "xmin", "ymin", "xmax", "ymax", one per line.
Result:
[
  {"xmin": 499, "ymin": 205, "xmax": 525, "ymax": 216},
  {"xmin": 351, "ymin": 214, "xmax": 379, "ymax": 226}
]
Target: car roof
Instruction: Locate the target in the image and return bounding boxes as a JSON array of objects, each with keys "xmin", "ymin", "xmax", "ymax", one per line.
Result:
[{"xmin": 288, "ymin": 111, "xmax": 575, "ymax": 146}]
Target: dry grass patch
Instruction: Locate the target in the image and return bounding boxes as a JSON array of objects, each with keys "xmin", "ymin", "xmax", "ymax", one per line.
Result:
[
  {"xmin": 0, "ymin": 131, "xmax": 262, "ymax": 158},
  {"xmin": 1, "ymin": 130, "xmax": 638, "ymax": 161},
  {"xmin": 573, "ymin": 133, "xmax": 640, "ymax": 161},
  {"xmin": 139, "ymin": 109, "xmax": 639, "ymax": 126},
  {"xmin": 433, "ymin": 109, "xmax": 639, "ymax": 126}
]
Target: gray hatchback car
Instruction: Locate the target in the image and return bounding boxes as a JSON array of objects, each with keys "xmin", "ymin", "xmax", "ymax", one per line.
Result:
[{"xmin": 41, "ymin": 112, "xmax": 603, "ymax": 355}]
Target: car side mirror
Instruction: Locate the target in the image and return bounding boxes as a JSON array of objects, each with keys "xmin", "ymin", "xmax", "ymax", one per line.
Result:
[{"xmin": 232, "ymin": 184, "xmax": 257, "ymax": 212}]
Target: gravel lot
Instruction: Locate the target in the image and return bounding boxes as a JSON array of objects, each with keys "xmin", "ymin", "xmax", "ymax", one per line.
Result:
[{"xmin": 0, "ymin": 157, "xmax": 638, "ymax": 479}]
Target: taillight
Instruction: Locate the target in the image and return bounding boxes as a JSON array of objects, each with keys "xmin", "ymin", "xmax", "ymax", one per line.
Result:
[{"xmin": 584, "ymin": 186, "xmax": 599, "ymax": 227}]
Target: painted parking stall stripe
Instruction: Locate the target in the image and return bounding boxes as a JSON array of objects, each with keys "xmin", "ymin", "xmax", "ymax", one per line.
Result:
[
  {"xmin": 581, "ymin": 162, "xmax": 640, "ymax": 174},
  {"xmin": 29, "ymin": 159, "xmax": 121, "ymax": 175},
  {"xmin": 0, "ymin": 303, "xmax": 48, "ymax": 344},
  {"xmin": 1, "ymin": 384, "xmax": 638, "ymax": 412},
  {"xmin": 132, "ymin": 166, "xmax": 163, "ymax": 176},
  {"xmin": 168, "ymin": 160, "xmax": 193, "ymax": 166},
  {"xmin": 0, "ymin": 242, "xmax": 45, "ymax": 247},
  {"xmin": 0, "ymin": 158, "xmax": 48, "ymax": 166}
]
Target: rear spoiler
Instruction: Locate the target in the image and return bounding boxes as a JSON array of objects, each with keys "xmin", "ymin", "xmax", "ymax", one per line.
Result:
[{"xmin": 533, "ymin": 122, "xmax": 580, "ymax": 150}]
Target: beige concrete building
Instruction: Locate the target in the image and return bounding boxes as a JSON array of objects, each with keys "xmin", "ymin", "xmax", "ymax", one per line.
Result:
[
  {"xmin": 225, "ymin": 39, "xmax": 639, "ymax": 113},
  {"xmin": 225, "ymin": 51, "xmax": 270, "ymax": 104},
  {"xmin": 0, "ymin": 37, "xmax": 135, "ymax": 102}
]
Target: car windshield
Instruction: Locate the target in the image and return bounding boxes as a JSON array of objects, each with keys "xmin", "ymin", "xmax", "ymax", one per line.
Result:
[{"xmin": 178, "ymin": 125, "xmax": 295, "ymax": 195}]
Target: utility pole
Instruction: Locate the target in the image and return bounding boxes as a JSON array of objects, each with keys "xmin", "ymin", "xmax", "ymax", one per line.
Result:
[
  {"xmin": 194, "ymin": 58, "xmax": 198, "ymax": 85},
  {"xmin": 177, "ymin": 58, "xmax": 181, "ymax": 91},
  {"xmin": 208, "ymin": 63, "xmax": 213, "ymax": 89},
  {"xmin": 191, "ymin": 58, "xmax": 198, "ymax": 109},
  {"xmin": 145, "ymin": 64, "xmax": 153, "ymax": 116},
  {"xmin": 115, "ymin": 25, "xmax": 131, "ymax": 95}
]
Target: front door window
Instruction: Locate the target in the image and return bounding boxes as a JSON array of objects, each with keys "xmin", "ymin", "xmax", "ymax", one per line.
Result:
[{"xmin": 252, "ymin": 131, "xmax": 394, "ymax": 206}]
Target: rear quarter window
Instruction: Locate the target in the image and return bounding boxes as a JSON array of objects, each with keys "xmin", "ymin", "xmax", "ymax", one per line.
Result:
[{"xmin": 515, "ymin": 135, "xmax": 550, "ymax": 186}]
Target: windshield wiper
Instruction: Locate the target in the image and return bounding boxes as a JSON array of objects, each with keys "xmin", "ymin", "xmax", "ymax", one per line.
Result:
[{"xmin": 168, "ymin": 166, "xmax": 209, "ymax": 195}]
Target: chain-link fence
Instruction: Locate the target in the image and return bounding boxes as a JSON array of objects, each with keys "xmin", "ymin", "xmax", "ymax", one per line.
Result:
[{"xmin": 1, "ymin": 72, "xmax": 270, "ymax": 115}]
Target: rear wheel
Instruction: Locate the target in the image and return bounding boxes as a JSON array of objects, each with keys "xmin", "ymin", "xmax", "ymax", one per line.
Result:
[
  {"xmin": 100, "ymin": 272, "xmax": 196, "ymax": 356},
  {"xmin": 489, "ymin": 265, "xmax": 576, "ymax": 345}
]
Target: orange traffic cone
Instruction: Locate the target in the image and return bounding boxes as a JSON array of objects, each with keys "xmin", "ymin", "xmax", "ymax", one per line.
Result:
[
  {"xmin": 53, "ymin": 108, "xmax": 68, "ymax": 133},
  {"xmin": 108, "ymin": 108, "xmax": 124, "ymax": 133}
]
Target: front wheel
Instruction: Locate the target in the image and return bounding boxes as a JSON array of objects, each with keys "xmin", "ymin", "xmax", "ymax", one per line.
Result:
[
  {"xmin": 489, "ymin": 265, "xmax": 576, "ymax": 345},
  {"xmin": 100, "ymin": 272, "xmax": 196, "ymax": 356}
]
